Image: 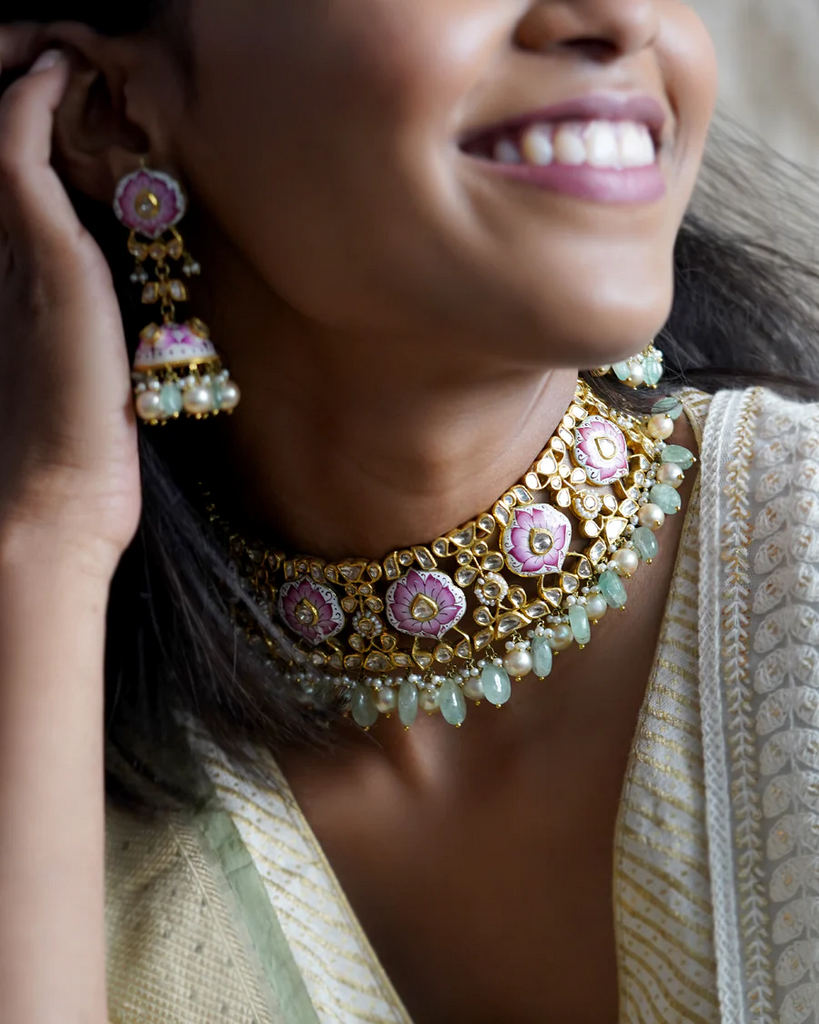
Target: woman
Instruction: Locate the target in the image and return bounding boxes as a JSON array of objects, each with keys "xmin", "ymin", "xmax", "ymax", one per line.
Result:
[{"xmin": 1, "ymin": 3, "xmax": 818, "ymax": 1022}]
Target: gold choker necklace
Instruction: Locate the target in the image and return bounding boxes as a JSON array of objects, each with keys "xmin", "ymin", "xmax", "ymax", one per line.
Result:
[{"xmin": 210, "ymin": 380, "xmax": 694, "ymax": 729}]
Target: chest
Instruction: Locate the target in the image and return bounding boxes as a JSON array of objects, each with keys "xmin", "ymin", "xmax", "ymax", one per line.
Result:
[
  {"xmin": 278, "ymin": 448, "xmax": 699, "ymax": 1023},
  {"xmin": 284, "ymin": 654, "xmax": 658, "ymax": 1024}
]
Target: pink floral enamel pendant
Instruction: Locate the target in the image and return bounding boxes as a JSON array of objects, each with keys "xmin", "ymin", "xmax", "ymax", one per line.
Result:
[
  {"xmin": 573, "ymin": 415, "xmax": 630, "ymax": 485},
  {"xmin": 278, "ymin": 578, "xmax": 345, "ymax": 646},
  {"xmin": 114, "ymin": 168, "xmax": 186, "ymax": 239},
  {"xmin": 386, "ymin": 570, "xmax": 467, "ymax": 641},
  {"xmin": 501, "ymin": 504, "xmax": 571, "ymax": 577}
]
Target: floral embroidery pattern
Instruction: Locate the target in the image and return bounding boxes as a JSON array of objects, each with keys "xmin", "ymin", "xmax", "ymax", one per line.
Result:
[
  {"xmin": 278, "ymin": 578, "xmax": 345, "ymax": 645},
  {"xmin": 501, "ymin": 504, "xmax": 571, "ymax": 577},
  {"xmin": 573, "ymin": 415, "xmax": 629, "ymax": 484},
  {"xmin": 114, "ymin": 168, "xmax": 186, "ymax": 238},
  {"xmin": 711, "ymin": 390, "xmax": 819, "ymax": 1023},
  {"xmin": 385, "ymin": 570, "xmax": 466, "ymax": 640}
]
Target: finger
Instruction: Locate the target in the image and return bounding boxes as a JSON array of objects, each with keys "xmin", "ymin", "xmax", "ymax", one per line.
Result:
[{"xmin": 0, "ymin": 51, "xmax": 83, "ymax": 247}]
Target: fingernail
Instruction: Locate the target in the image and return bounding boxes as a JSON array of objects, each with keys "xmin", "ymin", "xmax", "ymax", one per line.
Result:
[{"xmin": 29, "ymin": 49, "xmax": 64, "ymax": 74}]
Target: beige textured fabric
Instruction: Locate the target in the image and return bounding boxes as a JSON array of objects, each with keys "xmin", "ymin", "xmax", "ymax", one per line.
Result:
[
  {"xmin": 615, "ymin": 391, "xmax": 719, "ymax": 1023},
  {"xmin": 106, "ymin": 804, "xmax": 283, "ymax": 1024},
  {"xmin": 199, "ymin": 741, "xmax": 413, "ymax": 1024}
]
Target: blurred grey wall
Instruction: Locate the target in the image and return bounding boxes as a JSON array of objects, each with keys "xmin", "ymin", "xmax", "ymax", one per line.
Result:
[{"xmin": 690, "ymin": 0, "xmax": 819, "ymax": 168}]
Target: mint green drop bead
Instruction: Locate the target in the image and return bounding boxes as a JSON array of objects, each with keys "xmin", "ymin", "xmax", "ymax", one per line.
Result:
[
  {"xmin": 398, "ymin": 681, "xmax": 419, "ymax": 727},
  {"xmin": 632, "ymin": 526, "xmax": 659, "ymax": 562},
  {"xmin": 568, "ymin": 604, "xmax": 591, "ymax": 646},
  {"xmin": 481, "ymin": 664, "xmax": 512, "ymax": 707},
  {"xmin": 612, "ymin": 361, "xmax": 632, "ymax": 382},
  {"xmin": 649, "ymin": 483, "xmax": 682, "ymax": 515},
  {"xmin": 159, "ymin": 383, "xmax": 183, "ymax": 417},
  {"xmin": 599, "ymin": 570, "xmax": 628, "ymax": 609},
  {"xmin": 652, "ymin": 397, "xmax": 683, "ymax": 420},
  {"xmin": 643, "ymin": 357, "xmax": 664, "ymax": 387},
  {"xmin": 438, "ymin": 678, "xmax": 467, "ymax": 727},
  {"xmin": 351, "ymin": 685, "xmax": 379, "ymax": 728},
  {"xmin": 662, "ymin": 445, "xmax": 695, "ymax": 470},
  {"xmin": 532, "ymin": 636, "xmax": 553, "ymax": 679}
]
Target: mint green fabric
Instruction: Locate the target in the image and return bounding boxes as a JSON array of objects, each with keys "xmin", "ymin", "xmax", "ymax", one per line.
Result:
[{"xmin": 197, "ymin": 804, "xmax": 321, "ymax": 1024}]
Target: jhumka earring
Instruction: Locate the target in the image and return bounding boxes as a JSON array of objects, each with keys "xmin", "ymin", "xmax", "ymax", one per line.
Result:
[
  {"xmin": 113, "ymin": 166, "xmax": 241, "ymax": 424},
  {"xmin": 595, "ymin": 341, "xmax": 664, "ymax": 389}
]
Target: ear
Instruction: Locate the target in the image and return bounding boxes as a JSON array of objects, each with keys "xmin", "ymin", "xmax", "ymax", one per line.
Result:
[{"xmin": 45, "ymin": 22, "xmax": 186, "ymax": 204}]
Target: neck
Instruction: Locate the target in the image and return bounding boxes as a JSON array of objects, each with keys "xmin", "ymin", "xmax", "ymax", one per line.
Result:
[{"xmin": 199, "ymin": 242, "xmax": 578, "ymax": 560}]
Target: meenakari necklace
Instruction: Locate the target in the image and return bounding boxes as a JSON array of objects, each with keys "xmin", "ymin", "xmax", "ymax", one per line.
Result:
[{"xmin": 210, "ymin": 380, "xmax": 695, "ymax": 729}]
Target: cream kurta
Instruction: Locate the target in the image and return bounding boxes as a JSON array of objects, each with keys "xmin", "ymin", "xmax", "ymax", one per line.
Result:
[{"xmin": 106, "ymin": 386, "xmax": 819, "ymax": 1023}]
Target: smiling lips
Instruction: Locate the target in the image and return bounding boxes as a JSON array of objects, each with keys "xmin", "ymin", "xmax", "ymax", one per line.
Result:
[{"xmin": 460, "ymin": 94, "xmax": 669, "ymax": 203}]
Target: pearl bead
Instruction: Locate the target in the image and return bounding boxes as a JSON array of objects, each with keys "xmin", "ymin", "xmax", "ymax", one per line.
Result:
[
  {"xmin": 136, "ymin": 390, "xmax": 163, "ymax": 421},
  {"xmin": 373, "ymin": 687, "xmax": 398, "ymax": 714},
  {"xmin": 503, "ymin": 648, "xmax": 533, "ymax": 679},
  {"xmin": 183, "ymin": 385, "xmax": 215, "ymax": 416},
  {"xmin": 586, "ymin": 594, "xmax": 608, "ymax": 623},
  {"xmin": 549, "ymin": 624, "xmax": 574, "ymax": 652},
  {"xmin": 627, "ymin": 364, "xmax": 645, "ymax": 387},
  {"xmin": 612, "ymin": 548, "xmax": 640, "ymax": 578},
  {"xmin": 419, "ymin": 689, "xmax": 440, "ymax": 714},
  {"xmin": 646, "ymin": 414, "xmax": 675, "ymax": 440},
  {"xmin": 218, "ymin": 381, "xmax": 241, "ymax": 412},
  {"xmin": 657, "ymin": 462, "xmax": 685, "ymax": 489},
  {"xmin": 463, "ymin": 676, "xmax": 484, "ymax": 701},
  {"xmin": 638, "ymin": 503, "xmax": 666, "ymax": 531}
]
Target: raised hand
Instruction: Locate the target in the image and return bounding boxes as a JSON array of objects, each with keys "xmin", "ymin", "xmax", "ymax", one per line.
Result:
[{"xmin": 0, "ymin": 35, "xmax": 140, "ymax": 576}]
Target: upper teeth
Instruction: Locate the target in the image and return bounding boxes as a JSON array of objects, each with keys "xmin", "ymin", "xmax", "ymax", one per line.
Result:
[{"xmin": 494, "ymin": 120, "xmax": 656, "ymax": 170}]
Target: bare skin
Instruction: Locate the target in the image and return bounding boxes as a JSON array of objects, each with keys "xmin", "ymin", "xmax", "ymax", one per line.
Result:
[
  {"xmin": 278, "ymin": 418, "xmax": 699, "ymax": 1024},
  {"xmin": 0, "ymin": 1, "xmax": 718, "ymax": 1021}
]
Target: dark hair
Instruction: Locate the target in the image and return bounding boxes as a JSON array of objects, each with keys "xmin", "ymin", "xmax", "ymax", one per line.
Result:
[{"xmin": 6, "ymin": 3, "xmax": 819, "ymax": 809}]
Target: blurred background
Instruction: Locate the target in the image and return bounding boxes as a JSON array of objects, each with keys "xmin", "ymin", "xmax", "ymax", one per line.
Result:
[{"xmin": 690, "ymin": 0, "xmax": 819, "ymax": 168}]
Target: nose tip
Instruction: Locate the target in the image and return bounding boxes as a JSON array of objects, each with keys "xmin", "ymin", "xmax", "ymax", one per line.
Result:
[{"xmin": 516, "ymin": 0, "xmax": 660, "ymax": 61}]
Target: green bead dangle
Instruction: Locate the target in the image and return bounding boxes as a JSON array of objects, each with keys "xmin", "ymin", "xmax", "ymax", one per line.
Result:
[
  {"xmin": 662, "ymin": 445, "xmax": 696, "ymax": 470},
  {"xmin": 351, "ymin": 685, "xmax": 378, "ymax": 728},
  {"xmin": 481, "ymin": 663, "xmax": 512, "ymax": 707},
  {"xmin": 649, "ymin": 484, "xmax": 682, "ymax": 515},
  {"xmin": 532, "ymin": 635, "xmax": 553, "ymax": 678},
  {"xmin": 651, "ymin": 396, "xmax": 683, "ymax": 420},
  {"xmin": 398, "ymin": 680, "xmax": 419, "ymax": 728},
  {"xmin": 632, "ymin": 526, "xmax": 659, "ymax": 562},
  {"xmin": 569, "ymin": 605, "xmax": 591, "ymax": 646},
  {"xmin": 438, "ymin": 678, "xmax": 467, "ymax": 727},
  {"xmin": 599, "ymin": 570, "xmax": 628, "ymax": 609}
]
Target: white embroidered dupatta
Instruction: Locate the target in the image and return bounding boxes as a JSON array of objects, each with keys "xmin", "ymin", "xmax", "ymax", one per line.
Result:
[{"xmin": 699, "ymin": 387, "xmax": 819, "ymax": 1024}]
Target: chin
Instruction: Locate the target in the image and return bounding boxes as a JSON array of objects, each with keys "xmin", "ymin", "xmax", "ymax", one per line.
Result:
[{"xmin": 504, "ymin": 292, "xmax": 674, "ymax": 370}]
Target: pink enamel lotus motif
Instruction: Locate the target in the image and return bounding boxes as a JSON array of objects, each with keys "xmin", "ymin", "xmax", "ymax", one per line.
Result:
[
  {"xmin": 573, "ymin": 415, "xmax": 630, "ymax": 485},
  {"xmin": 386, "ymin": 570, "xmax": 467, "ymax": 640},
  {"xmin": 113, "ymin": 168, "xmax": 186, "ymax": 239},
  {"xmin": 278, "ymin": 578, "xmax": 345, "ymax": 646},
  {"xmin": 501, "ymin": 504, "xmax": 571, "ymax": 577},
  {"xmin": 133, "ymin": 322, "xmax": 218, "ymax": 372}
]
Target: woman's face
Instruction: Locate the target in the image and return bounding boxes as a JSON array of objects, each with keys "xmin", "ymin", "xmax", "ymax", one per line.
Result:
[{"xmin": 154, "ymin": 0, "xmax": 717, "ymax": 369}]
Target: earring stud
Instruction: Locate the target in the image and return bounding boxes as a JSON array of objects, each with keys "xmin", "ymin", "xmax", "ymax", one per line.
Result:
[{"xmin": 595, "ymin": 341, "xmax": 664, "ymax": 389}]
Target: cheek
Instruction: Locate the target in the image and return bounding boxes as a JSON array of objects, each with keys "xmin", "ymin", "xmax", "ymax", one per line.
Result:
[
  {"xmin": 175, "ymin": 0, "xmax": 488, "ymax": 324},
  {"xmin": 660, "ymin": 4, "xmax": 719, "ymax": 180}
]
